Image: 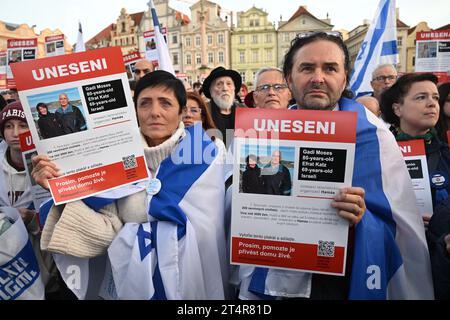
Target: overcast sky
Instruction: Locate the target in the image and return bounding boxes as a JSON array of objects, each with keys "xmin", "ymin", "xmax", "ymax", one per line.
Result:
[{"xmin": 0, "ymin": 0, "xmax": 448, "ymax": 44}]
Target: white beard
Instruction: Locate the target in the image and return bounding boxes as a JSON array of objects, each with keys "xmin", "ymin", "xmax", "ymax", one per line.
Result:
[{"xmin": 212, "ymin": 93, "xmax": 234, "ymax": 111}]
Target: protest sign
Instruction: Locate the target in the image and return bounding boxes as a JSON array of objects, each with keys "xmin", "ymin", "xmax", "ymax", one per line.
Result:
[
  {"xmin": 415, "ymin": 30, "xmax": 450, "ymax": 83},
  {"xmin": 7, "ymin": 38, "xmax": 38, "ymax": 89},
  {"xmin": 11, "ymin": 47, "xmax": 149, "ymax": 205},
  {"xmin": 398, "ymin": 140, "xmax": 433, "ymax": 216},
  {"xmin": 45, "ymin": 35, "xmax": 65, "ymax": 57},
  {"xmin": 143, "ymin": 27, "xmax": 167, "ymax": 67},
  {"xmin": 231, "ymin": 108, "xmax": 357, "ymax": 275},
  {"xmin": 123, "ymin": 51, "xmax": 142, "ymax": 80},
  {"xmin": 19, "ymin": 131, "xmax": 52, "ymax": 212}
]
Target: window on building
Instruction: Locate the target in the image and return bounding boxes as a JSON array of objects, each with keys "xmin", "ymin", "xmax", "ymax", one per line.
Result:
[
  {"xmin": 208, "ymin": 52, "xmax": 214, "ymax": 64},
  {"xmin": 412, "ymin": 56, "xmax": 415, "ymax": 66},
  {"xmin": 397, "ymin": 36, "xmax": 402, "ymax": 47},
  {"xmin": 186, "ymin": 37, "xmax": 191, "ymax": 47},
  {"xmin": 284, "ymin": 33, "xmax": 290, "ymax": 42},
  {"xmin": 252, "ymin": 49, "xmax": 259, "ymax": 62},
  {"xmin": 196, "ymin": 53, "xmax": 201, "ymax": 64},
  {"xmin": 250, "ymin": 20, "xmax": 254, "ymax": 27},
  {"xmin": 173, "ymin": 53, "xmax": 179, "ymax": 65},
  {"xmin": 239, "ymin": 51, "xmax": 245, "ymax": 63},
  {"xmin": 218, "ymin": 51, "xmax": 224, "ymax": 63},
  {"xmin": 172, "ymin": 34, "xmax": 178, "ymax": 44},
  {"xmin": 196, "ymin": 36, "xmax": 201, "ymax": 46},
  {"xmin": 218, "ymin": 34, "xmax": 224, "ymax": 44},
  {"xmin": 266, "ymin": 34, "xmax": 272, "ymax": 43},
  {"xmin": 266, "ymin": 49, "xmax": 272, "ymax": 62},
  {"xmin": 122, "ymin": 22, "xmax": 126, "ymax": 33},
  {"xmin": 186, "ymin": 54, "xmax": 192, "ymax": 65},
  {"xmin": 208, "ymin": 35, "xmax": 213, "ymax": 45},
  {"xmin": 302, "ymin": 19, "xmax": 306, "ymax": 25},
  {"xmin": 239, "ymin": 36, "xmax": 245, "ymax": 44},
  {"xmin": 255, "ymin": 19, "xmax": 260, "ymax": 27},
  {"xmin": 240, "ymin": 72, "xmax": 246, "ymax": 83},
  {"xmin": 252, "ymin": 35, "xmax": 258, "ymax": 44}
]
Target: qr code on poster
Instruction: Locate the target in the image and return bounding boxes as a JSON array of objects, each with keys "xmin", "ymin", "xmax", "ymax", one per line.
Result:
[
  {"xmin": 122, "ymin": 155, "xmax": 137, "ymax": 170},
  {"xmin": 317, "ymin": 240, "xmax": 335, "ymax": 257}
]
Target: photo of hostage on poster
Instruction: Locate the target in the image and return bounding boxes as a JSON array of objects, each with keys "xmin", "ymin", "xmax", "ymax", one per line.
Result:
[
  {"xmin": 11, "ymin": 47, "xmax": 149, "ymax": 205},
  {"xmin": 231, "ymin": 108, "xmax": 357, "ymax": 276}
]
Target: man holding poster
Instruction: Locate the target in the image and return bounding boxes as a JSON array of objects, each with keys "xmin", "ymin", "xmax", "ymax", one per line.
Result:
[{"xmin": 236, "ymin": 31, "xmax": 433, "ymax": 300}]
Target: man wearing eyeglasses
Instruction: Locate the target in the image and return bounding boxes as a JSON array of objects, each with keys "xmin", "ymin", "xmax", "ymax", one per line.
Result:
[
  {"xmin": 370, "ymin": 64, "xmax": 398, "ymax": 103},
  {"xmin": 253, "ymin": 67, "xmax": 292, "ymax": 109},
  {"xmin": 237, "ymin": 31, "xmax": 433, "ymax": 300},
  {"xmin": 133, "ymin": 59, "xmax": 155, "ymax": 82}
]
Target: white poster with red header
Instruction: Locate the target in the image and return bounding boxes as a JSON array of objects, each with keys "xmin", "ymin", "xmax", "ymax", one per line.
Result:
[
  {"xmin": 7, "ymin": 38, "xmax": 38, "ymax": 88},
  {"xmin": 415, "ymin": 30, "xmax": 450, "ymax": 83},
  {"xmin": 231, "ymin": 108, "xmax": 357, "ymax": 275},
  {"xmin": 123, "ymin": 51, "xmax": 142, "ymax": 80},
  {"xmin": 143, "ymin": 27, "xmax": 167, "ymax": 66},
  {"xmin": 19, "ymin": 131, "xmax": 52, "ymax": 211},
  {"xmin": 45, "ymin": 35, "xmax": 65, "ymax": 57},
  {"xmin": 11, "ymin": 47, "xmax": 149, "ymax": 205},
  {"xmin": 397, "ymin": 139, "xmax": 433, "ymax": 216}
]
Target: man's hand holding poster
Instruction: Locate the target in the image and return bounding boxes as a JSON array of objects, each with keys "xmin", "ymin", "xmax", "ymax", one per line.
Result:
[
  {"xmin": 11, "ymin": 47, "xmax": 148, "ymax": 205},
  {"xmin": 231, "ymin": 108, "xmax": 357, "ymax": 275}
]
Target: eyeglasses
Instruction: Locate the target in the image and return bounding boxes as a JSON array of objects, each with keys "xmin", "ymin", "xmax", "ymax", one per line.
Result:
[
  {"xmin": 373, "ymin": 75, "xmax": 397, "ymax": 82},
  {"xmin": 295, "ymin": 31, "xmax": 343, "ymax": 41},
  {"xmin": 255, "ymin": 84, "xmax": 289, "ymax": 93},
  {"xmin": 182, "ymin": 107, "xmax": 201, "ymax": 115}
]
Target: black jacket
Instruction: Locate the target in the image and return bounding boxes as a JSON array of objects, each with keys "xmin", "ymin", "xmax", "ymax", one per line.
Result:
[
  {"xmin": 55, "ymin": 105, "xmax": 86, "ymax": 134},
  {"xmin": 425, "ymin": 137, "xmax": 450, "ymax": 299},
  {"xmin": 261, "ymin": 164, "xmax": 292, "ymax": 196},
  {"xmin": 242, "ymin": 166, "xmax": 265, "ymax": 194},
  {"xmin": 37, "ymin": 113, "xmax": 64, "ymax": 139}
]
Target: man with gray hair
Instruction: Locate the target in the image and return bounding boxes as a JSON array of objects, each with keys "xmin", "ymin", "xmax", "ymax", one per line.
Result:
[
  {"xmin": 202, "ymin": 66, "xmax": 242, "ymax": 145},
  {"xmin": 370, "ymin": 63, "xmax": 398, "ymax": 103},
  {"xmin": 252, "ymin": 67, "xmax": 292, "ymax": 109}
]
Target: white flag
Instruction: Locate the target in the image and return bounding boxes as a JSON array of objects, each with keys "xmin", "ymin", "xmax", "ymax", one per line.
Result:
[
  {"xmin": 75, "ymin": 22, "xmax": 86, "ymax": 52},
  {"xmin": 350, "ymin": 0, "xmax": 398, "ymax": 97},
  {"xmin": 148, "ymin": 0, "xmax": 175, "ymax": 75}
]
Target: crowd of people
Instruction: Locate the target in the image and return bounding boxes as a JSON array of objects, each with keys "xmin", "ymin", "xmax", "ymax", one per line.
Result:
[{"xmin": 0, "ymin": 30, "xmax": 449, "ymax": 300}]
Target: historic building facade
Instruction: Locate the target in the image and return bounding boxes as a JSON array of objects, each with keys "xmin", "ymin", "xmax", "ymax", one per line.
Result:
[
  {"xmin": 181, "ymin": 0, "xmax": 230, "ymax": 84},
  {"xmin": 231, "ymin": 6, "xmax": 277, "ymax": 87},
  {"xmin": 277, "ymin": 6, "xmax": 333, "ymax": 67}
]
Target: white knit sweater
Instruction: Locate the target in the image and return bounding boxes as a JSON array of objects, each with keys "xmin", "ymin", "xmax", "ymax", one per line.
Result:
[{"xmin": 41, "ymin": 123, "xmax": 187, "ymax": 258}]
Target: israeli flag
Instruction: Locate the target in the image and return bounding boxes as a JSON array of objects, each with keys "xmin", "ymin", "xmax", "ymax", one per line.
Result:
[
  {"xmin": 0, "ymin": 209, "xmax": 44, "ymax": 300},
  {"xmin": 148, "ymin": 0, "xmax": 175, "ymax": 75},
  {"xmin": 350, "ymin": 0, "xmax": 399, "ymax": 97}
]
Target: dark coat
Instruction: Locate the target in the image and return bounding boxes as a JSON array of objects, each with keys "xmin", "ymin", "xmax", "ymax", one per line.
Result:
[
  {"xmin": 55, "ymin": 105, "xmax": 86, "ymax": 134},
  {"xmin": 261, "ymin": 164, "xmax": 292, "ymax": 196},
  {"xmin": 425, "ymin": 137, "xmax": 450, "ymax": 299},
  {"xmin": 242, "ymin": 166, "xmax": 265, "ymax": 194},
  {"xmin": 37, "ymin": 113, "xmax": 64, "ymax": 139}
]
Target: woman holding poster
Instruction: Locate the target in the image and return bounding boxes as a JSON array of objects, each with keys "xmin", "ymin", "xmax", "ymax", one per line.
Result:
[
  {"xmin": 381, "ymin": 73, "xmax": 450, "ymax": 299},
  {"xmin": 32, "ymin": 71, "xmax": 231, "ymax": 300}
]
